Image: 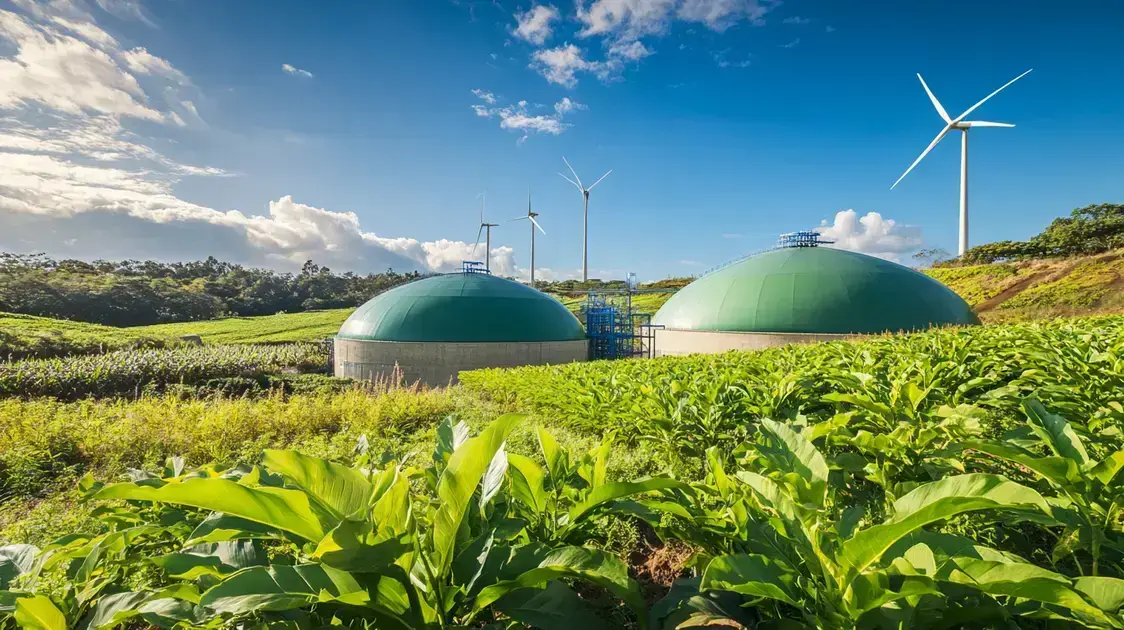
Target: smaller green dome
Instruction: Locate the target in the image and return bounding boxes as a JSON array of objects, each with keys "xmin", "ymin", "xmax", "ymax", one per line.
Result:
[
  {"xmin": 654, "ymin": 247, "xmax": 979, "ymax": 334},
  {"xmin": 338, "ymin": 273, "xmax": 586, "ymax": 343}
]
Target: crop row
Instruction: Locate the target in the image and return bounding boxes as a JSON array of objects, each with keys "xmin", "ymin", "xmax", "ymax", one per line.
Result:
[{"xmin": 0, "ymin": 343, "xmax": 329, "ymax": 400}]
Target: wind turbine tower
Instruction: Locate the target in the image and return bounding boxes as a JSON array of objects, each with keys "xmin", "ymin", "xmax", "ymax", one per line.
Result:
[
  {"xmin": 472, "ymin": 192, "xmax": 499, "ymax": 272},
  {"xmin": 891, "ymin": 69, "xmax": 1032, "ymax": 257},
  {"xmin": 510, "ymin": 190, "xmax": 546, "ymax": 286},
  {"xmin": 559, "ymin": 157, "xmax": 611, "ymax": 282}
]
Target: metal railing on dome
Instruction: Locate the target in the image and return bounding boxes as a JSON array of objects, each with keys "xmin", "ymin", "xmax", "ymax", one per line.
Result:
[
  {"xmin": 702, "ymin": 230, "xmax": 835, "ymax": 276},
  {"xmin": 461, "ymin": 261, "xmax": 490, "ymax": 275}
]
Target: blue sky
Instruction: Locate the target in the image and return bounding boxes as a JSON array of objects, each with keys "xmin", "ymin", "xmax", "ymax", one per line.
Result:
[{"xmin": 1, "ymin": 0, "xmax": 1121, "ymax": 280}]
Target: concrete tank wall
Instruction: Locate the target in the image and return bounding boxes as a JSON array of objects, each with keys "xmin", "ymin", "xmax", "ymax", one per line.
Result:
[
  {"xmin": 334, "ymin": 338, "xmax": 589, "ymax": 387},
  {"xmin": 653, "ymin": 328, "xmax": 858, "ymax": 357}
]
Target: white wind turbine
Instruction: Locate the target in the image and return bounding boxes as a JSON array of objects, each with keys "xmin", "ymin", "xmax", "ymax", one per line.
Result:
[
  {"xmin": 891, "ymin": 69, "xmax": 1032, "ymax": 256},
  {"xmin": 559, "ymin": 156, "xmax": 611, "ymax": 282},
  {"xmin": 509, "ymin": 190, "xmax": 546, "ymax": 286},
  {"xmin": 472, "ymin": 192, "xmax": 499, "ymax": 272}
]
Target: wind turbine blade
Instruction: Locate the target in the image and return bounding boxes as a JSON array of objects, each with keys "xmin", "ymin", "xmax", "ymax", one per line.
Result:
[
  {"xmin": 507, "ymin": 216, "xmax": 528, "ymax": 223},
  {"xmin": 472, "ymin": 225, "xmax": 483, "ymax": 254},
  {"xmin": 558, "ymin": 172, "xmax": 583, "ymax": 192},
  {"xmin": 529, "ymin": 216, "xmax": 546, "ymax": 234},
  {"xmin": 562, "ymin": 156, "xmax": 584, "ymax": 189},
  {"xmin": 962, "ymin": 120, "xmax": 1015, "ymax": 128},
  {"xmin": 954, "ymin": 69, "xmax": 1032, "ymax": 122},
  {"xmin": 891, "ymin": 125, "xmax": 952, "ymax": 190},
  {"xmin": 917, "ymin": 74, "xmax": 951, "ymax": 123},
  {"xmin": 588, "ymin": 169, "xmax": 612, "ymax": 190}
]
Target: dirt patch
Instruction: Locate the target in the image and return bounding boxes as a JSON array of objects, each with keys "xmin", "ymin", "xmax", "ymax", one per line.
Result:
[{"xmin": 630, "ymin": 540, "xmax": 697, "ymax": 605}]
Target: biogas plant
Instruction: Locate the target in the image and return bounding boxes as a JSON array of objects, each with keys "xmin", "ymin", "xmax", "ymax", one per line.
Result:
[{"xmin": 332, "ymin": 233, "xmax": 978, "ymax": 386}]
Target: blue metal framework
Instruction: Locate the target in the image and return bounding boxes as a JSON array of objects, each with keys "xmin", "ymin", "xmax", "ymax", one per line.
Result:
[
  {"xmin": 461, "ymin": 260, "xmax": 490, "ymax": 275},
  {"xmin": 582, "ymin": 289, "xmax": 657, "ymax": 360}
]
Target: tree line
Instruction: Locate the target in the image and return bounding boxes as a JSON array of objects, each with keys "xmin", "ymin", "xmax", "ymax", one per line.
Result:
[
  {"xmin": 951, "ymin": 203, "xmax": 1124, "ymax": 265},
  {"xmin": 0, "ymin": 254, "xmax": 423, "ymax": 327}
]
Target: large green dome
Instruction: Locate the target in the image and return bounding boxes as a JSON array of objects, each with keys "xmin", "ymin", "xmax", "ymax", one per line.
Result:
[
  {"xmin": 653, "ymin": 247, "xmax": 979, "ymax": 334},
  {"xmin": 337, "ymin": 273, "xmax": 586, "ymax": 342}
]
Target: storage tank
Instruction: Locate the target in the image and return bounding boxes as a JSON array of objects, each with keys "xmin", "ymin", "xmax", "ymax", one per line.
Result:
[
  {"xmin": 652, "ymin": 245, "xmax": 978, "ymax": 356},
  {"xmin": 334, "ymin": 272, "xmax": 587, "ymax": 385}
]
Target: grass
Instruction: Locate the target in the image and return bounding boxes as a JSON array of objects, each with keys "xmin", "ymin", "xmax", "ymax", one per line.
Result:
[
  {"xmin": 129, "ymin": 308, "xmax": 354, "ymax": 344},
  {"xmin": 924, "ymin": 263, "xmax": 1020, "ymax": 306},
  {"xmin": 0, "ymin": 312, "xmax": 179, "ymax": 361}
]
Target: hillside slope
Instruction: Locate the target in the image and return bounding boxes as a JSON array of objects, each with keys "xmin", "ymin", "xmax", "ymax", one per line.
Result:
[
  {"xmin": 925, "ymin": 250, "xmax": 1124, "ymax": 323},
  {"xmin": 0, "ymin": 313, "xmax": 179, "ymax": 360}
]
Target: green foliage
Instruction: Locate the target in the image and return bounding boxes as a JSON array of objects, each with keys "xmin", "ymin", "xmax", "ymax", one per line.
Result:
[
  {"xmin": 0, "ymin": 387, "xmax": 457, "ymax": 501},
  {"xmin": 1000, "ymin": 258, "xmax": 1124, "ymax": 310},
  {"xmin": 923, "ymin": 263, "xmax": 1019, "ymax": 307},
  {"xmin": 0, "ymin": 312, "xmax": 181, "ymax": 361},
  {"xmin": 0, "ymin": 343, "xmax": 328, "ymax": 400},
  {"xmin": 959, "ymin": 203, "xmax": 1124, "ymax": 264},
  {"xmin": 0, "ymin": 252, "xmax": 422, "ymax": 327},
  {"xmin": 133, "ymin": 308, "xmax": 355, "ymax": 344},
  {"xmin": 0, "ymin": 416, "xmax": 650, "ymax": 628}
]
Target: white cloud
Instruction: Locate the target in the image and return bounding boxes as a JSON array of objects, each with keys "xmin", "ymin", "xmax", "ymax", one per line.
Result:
[
  {"xmin": 513, "ymin": 4, "xmax": 559, "ymax": 45},
  {"xmin": 782, "ymin": 16, "xmax": 809, "ymax": 24},
  {"xmin": 780, "ymin": 38, "xmax": 799, "ymax": 48},
  {"xmin": 121, "ymin": 47, "xmax": 188, "ymax": 85},
  {"xmin": 825, "ymin": 25, "xmax": 836, "ymax": 33},
  {"xmin": 530, "ymin": 41, "xmax": 652, "ymax": 86},
  {"xmin": 714, "ymin": 49, "xmax": 750, "ymax": 68},
  {"xmin": 817, "ymin": 210, "xmax": 924, "ymax": 262},
  {"xmin": 0, "ymin": 9, "xmax": 169, "ymax": 122},
  {"xmin": 607, "ymin": 39, "xmax": 653, "ymax": 61},
  {"xmin": 281, "ymin": 63, "xmax": 313, "ymax": 78},
  {"xmin": 472, "ymin": 91, "xmax": 585, "ymax": 141},
  {"xmin": 577, "ymin": 0, "xmax": 776, "ymax": 40},
  {"xmin": 471, "ymin": 88, "xmax": 496, "ymax": 104}
]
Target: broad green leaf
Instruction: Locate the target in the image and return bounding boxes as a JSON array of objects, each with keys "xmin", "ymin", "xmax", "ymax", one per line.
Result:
[
  {"xmin": 699, "ymin": 554, "xmax": 799, "ymax": 607},
  {"xmin": 434, "ymin": 416, "xmax": 470, "ymax": 467},
  {"xmin": 944, "ymin": 558, "xmax": 1119, "ymax": 626},
  {"xmin": 185, "ymin": 513, "xmax": 280, "ymax": 546},
  {"xmin": 567, "ymin": 478, "xmax": 691, "ymax": 525},
  {"xmin": 705, "ymin": 446, "xmax": 730, "ymax": 499},
  {"xmin": 14, "ymin": 595, "xmax": 66, "ymax": 630},
  {"xmin": 495, "ymin": 581, "xmax": 610, "ymax": 630},
  {"xmin": 1073, "ymin": 576, "xmax": 1124, "ymax": 612},
  {"xmin": 262, "ymin": 449, "xmax": 373, "ymax": 521},
  {"xmin": 537, "ymin": 427, "xmax": 566, "ymax": 482},
  {"xmin": 473, "ymin": 546, "xmax": 645, "ymax": 622},
  {"xmin": 590, "ymin": 436, "xmax": 611, "ymax": 488},
  {"xmin": 311, "ymin": 520, "xmax": 412, "ymax": 573},
  {"xmin": 0, "ymin": 544, "xmax": 37, "ymax": 589},
  {"xmin": 735, "ymin": 471, "xmax": 801, "ymax": 523},
  {"xmin": 962, "ymin": 440, "xmax": 1079, "ymax": 487},
  {"xmin": 1024, "ymin": 399, "xmax": 1090, "ymax": 467},
  {"xmin": 86, "ymin": 591, "xmax": 149, "ymax": 629},
  {"xmin": 1090, "ymin": 450, "xmax": 1124, "ymax": 485},
  {"xmin": 479, "ymin": 444, "xmax": 508, "ymax": 512},
  {"xmin": 846, "ymin": 571, "xmax": 939, "ymax": 616},
  {"xmin": 757, "ymin": 418, "xmax": 829, "ymax": 506},
  {"xmin": 151, "ymin": 541, "xmax": 265, "ymax": 579},
  {"xmin": 842, "ymin": 474, "xmax": 1049, "ymax": 577},
  {"xmin": 432, "ymin": 413, "xmax": 522, "ymax": 577},
  {"xmin": 507, "ymin": 453, "xmax": 547, "ymax": 514},
  {"xmin": 198, "ymin": 564, "xmax": 367, "ymax": 614},
  {"xmin": 95, "ymin": 477, "xmax": 329, "ymax": 542}
]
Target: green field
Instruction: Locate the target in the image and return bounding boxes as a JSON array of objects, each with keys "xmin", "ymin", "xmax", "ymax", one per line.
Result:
[
  {"xmin": 3, "ymin": 316, "xmax": 1124, "ymax": 628},
  {"xmin": 0, "ymin": 312, "xmax": 180, "ymax": 361},
  {"xmin": 131, "ymin": 308, "xmax": 354, "ymax": 344}
]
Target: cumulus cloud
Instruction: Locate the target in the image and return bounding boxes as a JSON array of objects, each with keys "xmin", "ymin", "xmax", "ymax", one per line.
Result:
[
  {"xmin": 513, "ymin": 4, "xmax": 559, "ymax": 45},
  {"xmin": 0, "ymin": 3, "xmax": 533, "ymax": 277},
  {"xmin": 530, "ymin": 41, "xmax": 652, "ymax": 86},
  {"xmin": 471, "ymin": 91, "xmax": 585, "ymax": 141},
  {"xmin": 817, "ymin": 210, "xmax": 924, "ymax": 262},
  {"xmin": 576, "ymin": 0, "xmax": 777, "ymax": 40},
  {"xmin": 281, "ymin": 63, "xmax": 313, "ymax": 78},
  {"xmin": 782, "ymin": 16, "xmax": 809, "ymax": 24}
]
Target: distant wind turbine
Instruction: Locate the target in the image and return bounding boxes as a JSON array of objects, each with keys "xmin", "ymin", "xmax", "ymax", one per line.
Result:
[
  {"xmin": 472, "ymin": 191, "xmax": 499, "ymax": 272},
  {"xmin": 559, "ymin": 156, "xmax": 611, "ymax": 282},
  {"xmin": 509, "ymin": 189, "xmax": 546, "ymax": 286},
  {"xmin": 891, "ymin": 69, "xmax": 1032, "ymax": 257}
]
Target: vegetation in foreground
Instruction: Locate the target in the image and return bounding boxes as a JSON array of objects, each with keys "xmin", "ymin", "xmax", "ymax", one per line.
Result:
[
  {"xmin": 0, "ymin": 313, "xmax": 180, "ymax": 362},
  {"xmin": 1, "ymin": 316, "xmax": 1123, "ymax": 627}
]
